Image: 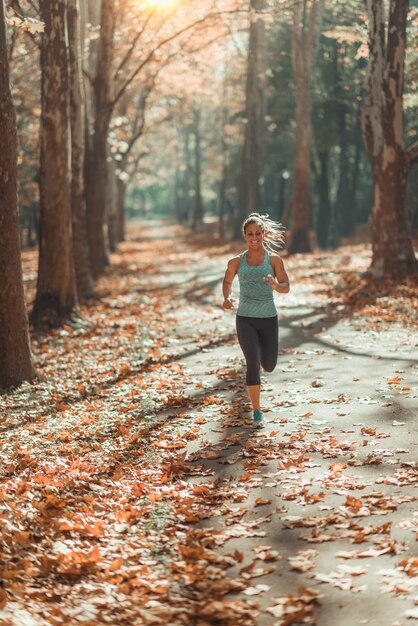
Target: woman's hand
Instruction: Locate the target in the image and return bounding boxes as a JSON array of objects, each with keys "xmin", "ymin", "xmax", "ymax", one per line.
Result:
[
  {"xmin": 262, "ymin": 274, "xmax": 277, "ymax": 290},
  {"xmin": 222, "ymin": 297, "xmax": 237, "ymax": 309}
]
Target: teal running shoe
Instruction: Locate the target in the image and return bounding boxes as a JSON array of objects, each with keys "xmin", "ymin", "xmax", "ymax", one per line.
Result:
[{"xmin": 253, "ymin": 409, "xmax": 264, "ymax": 428}]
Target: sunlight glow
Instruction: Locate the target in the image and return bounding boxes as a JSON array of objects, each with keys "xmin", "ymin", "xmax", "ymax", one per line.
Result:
[{"xmin": 143, "ymin": 0, "xmax": 179, "ymax": 9}]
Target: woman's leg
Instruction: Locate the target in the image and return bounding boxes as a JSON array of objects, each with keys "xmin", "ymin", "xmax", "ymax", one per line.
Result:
[
  {"xmin": 247, "ymin": 384, "xmax": 261, "ymax": 412},
  {"xmin": 258, "ymin": 316, "xmax": 279, "ymax": 373},
  {"xmin": 251, "ymin": 317, "xmax": 278, "ymax": 426},
  {"xmin": 236, "ymin": 316, "xmax": 261, "ymax": 411}
]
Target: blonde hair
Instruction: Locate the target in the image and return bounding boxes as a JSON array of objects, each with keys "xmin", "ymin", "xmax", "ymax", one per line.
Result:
[{"xmin": 242, "ymin": 213, "xmax": 286, "ymax": 253}]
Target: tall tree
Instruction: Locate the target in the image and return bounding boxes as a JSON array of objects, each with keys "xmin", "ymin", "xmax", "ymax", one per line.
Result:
[
  {"xmin": 192, "ymin": 104, "xmax": 203, "ymax": 231},
  {"xmin": 176, "ymin": 115, "xmax": 193, "ymax": 224},
  {"xmin": 67, "ymin": 0, "xmax": 94, "ymax": 300},
  {"xmin": 111, "ymin": 81, "xmax": 153, "ymax": 242},
  {"xmin": 362, "ymin": 0, "xmax": 418, "ymax": 277},
  {"xmin": 236, "ymin": 0, "xmax": 266, "ymax": 235},
  {"xmin": 106, "ymin": 157, "xmax": 118, "ymax": 251},
  {"xmin": 0, "ymin": 0, "xmax": 35, "ymax": 386},
  {"xmin": 288, "ymin": 0, "xmax": 323, "ymax": 254},
  {"xmin": 85, "ymin": 0, "xmax": 116, "ymax": 278},
  {"xmin": 31, "ymin": 0, "xmax": 78, "ymax": 327},
  {"xmin": 315, "ymin": 149, "xmax": 332, "ymax": 248},
  {"xmin": 218, "ymin": 65, "xmax": 230, "ymax": 239}
]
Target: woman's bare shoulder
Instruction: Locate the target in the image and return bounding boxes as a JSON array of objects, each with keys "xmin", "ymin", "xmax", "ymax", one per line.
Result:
[
  {"xmin": 227, "ymin": 254, "xmax": 243, "ymax": 268},
  {"xmin": 224, "ymin": 254, "xmax": 242, "ymax": 278}
]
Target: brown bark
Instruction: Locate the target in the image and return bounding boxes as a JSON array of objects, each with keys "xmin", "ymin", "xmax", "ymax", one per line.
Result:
[
  {"xmin": 192, "ymin": 106, "xmax": 203, "ymax": 232},
  {"xmin": 236, "ymin": 0, "xmax": 266, "ymax": 236},
  {"xmin": 218, "ymin": 66, "xmax": 229, "ymax": 239},
  {"xmin": 106, "ymin": 158, "xmax": 118, "ymax": 252},
  {"xmin": 180, "ymin": 123, "xmax": 192, "ymax": 224},
  {"xmin": 116, "ymin": 178, "xmax": 126, "ymax": 242},
  {"xmin": 0, "ymin": 0, "xmax": 35, "ymax": 386},
  {"xmin": 362, "ymin": 0, "xmax": 417, "ymax": 277},
  {"xmin": 67, "ymin": 0, "xmax": 94, "ymax": 300},
  {"xmin": 288, "ymin": 0, "xmax": 323, "ymax": 254},
  {"xmin": 316, "ymin": 150, "xmax": 331, "ymax": 249},
  {"xmin": 113, "ymin": 84, "xmax": 150, "ymax": 243},
  {"xmin": 85, "ymin": 0, "xmax": 115, "ymax": 278},
  {"xmin": 333, "ymin": 41, "xmax": 355, "ymax": 239},
  {"xmin": 31, "ymin": 0, "xmax": 78, "ymax": 328},
  {"xmin": 218, "ymin": 153, "xmax": 227, "ymax": 239}
]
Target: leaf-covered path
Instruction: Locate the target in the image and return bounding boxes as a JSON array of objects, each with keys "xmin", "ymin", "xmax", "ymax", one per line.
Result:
[{"xmin": 1, "ymin": 221, "xmax": 417, "ymax": 626}]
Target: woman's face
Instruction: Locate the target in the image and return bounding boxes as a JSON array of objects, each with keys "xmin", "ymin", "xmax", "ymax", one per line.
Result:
[{"xmin": 244, "ymin": 222, "xmax": 264, "ymax": 250}]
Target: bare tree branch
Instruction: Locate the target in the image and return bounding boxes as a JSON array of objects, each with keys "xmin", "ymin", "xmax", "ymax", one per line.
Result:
[
  {"xmin": 111, "ymin": 9, "xmax": 244, "ymax": 109},
  {"xmin": 114, "ymin": 7, "xmax": 158, "ymax": 77},
  {"xmin": 117, "ymin": 22, "xmax": 230, "ymax": 167}
]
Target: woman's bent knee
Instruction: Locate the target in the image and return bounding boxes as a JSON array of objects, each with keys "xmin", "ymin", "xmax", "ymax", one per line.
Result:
[
  {"xmin": 261, "ymin": 358, "xmax": 277, "ymax": 373},
  {"xmin": 264, "ymin": 366, "xmax": 275, "ymax": 373},
  {"xmin": 263, "ymin": 365, "xmax": 276, "ymax": 373}
]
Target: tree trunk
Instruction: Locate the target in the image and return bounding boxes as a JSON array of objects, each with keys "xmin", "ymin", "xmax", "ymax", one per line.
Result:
[
  {"xmin": 67, "ymin": 0, "xmax": 94, "ymax": 301},
  {"xmin": 116, "ymin": 178, "xmax": 126, "ymax": 242},
  {"xmin": 218, "ymin": 159, "xmax": 227, "ymax": 239},
  {"xmin": 82, "ymin": 0, "xmax": 96, "ymax": 187},
  {"xmin": 316, "ymin": 150, "xmax": 331, "ymax": 248},
  {"xmin": 288, "ymin": 0, "xmax": 323, "ymax": 254},
  {"xmin": 174, "ymin": 167, "xmax": 182, "ymax": 224},
  {"xmin": 218, "ymin": 68, "xmax": 229, "ymax": 239},
  {"xmin": 192, "ymin": 106, "xmax": 203, "ymax": 232},
  {"xmin": 112, "ymin": 85, "xmax": 150, "ymax": 241},
  {"xmin": 31, "ymin": 0, "xmax": 78, "ymax": 328},
  {"xmin": 277, "ymin": 178, "xmax": 285, "ymax": 221},
  {"xmin": 0, "ymin": 0, "xmax": 35, "ymax": 387},
  {"xmin": 181, "ymin": 123, "xmax": 192, "ymax": 224},
  {"xmin": 339, "ymin": 124, "xmax": 362, "ymax": 239},
  {"xmin": 362, "ymin": 0, "xmax": 417, "ymax": 277},
  {"xmin": 106, "ymin": 158, "xmax": 118, "ymax": 252},
  {"xmin": 406, "ymin": 163, "xmax": 418, "ymax": 232},
  {"xmin": 335, "ymin": 92, "xmax": 354, "ymax": 238},
  {"xmin": 85, "ymin": 0, "xmax": 115, "ymax": 278},
  {"xmin": 236, "ymin": 0, "xmax": 266, "ymax": 236},
  {"xmin": 351, "ymin": 134, "xmax": 362, "ymax": 221}
]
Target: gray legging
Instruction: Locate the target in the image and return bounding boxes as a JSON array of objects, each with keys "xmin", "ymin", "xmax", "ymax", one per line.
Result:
[{"xmin": 236, "ymin": 315, "xmax": 279, "ymax": 386}]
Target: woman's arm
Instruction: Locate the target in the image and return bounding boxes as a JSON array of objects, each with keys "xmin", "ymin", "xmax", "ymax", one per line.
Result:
[
  {"xmin": 222, "ymin": 257, "xmax": 240, "ymax": 308},
  {"xmin": 264, "ymin": 256, "xmax": 290, "ymax": 293}
]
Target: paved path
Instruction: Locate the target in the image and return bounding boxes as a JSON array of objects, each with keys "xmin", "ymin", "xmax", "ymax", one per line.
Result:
[
  {"xmin": 3, "ymin": 220, "xmax": 416, "ymax": 626},
  {"xmin": 140, "ymin": 222, "xmax": 418, "ymax": 626}
]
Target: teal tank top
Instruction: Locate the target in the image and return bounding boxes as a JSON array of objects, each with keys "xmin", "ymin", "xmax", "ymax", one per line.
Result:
[{"xmin": 237, "ymin": 249, "xmax": 277, "ymax": 318}]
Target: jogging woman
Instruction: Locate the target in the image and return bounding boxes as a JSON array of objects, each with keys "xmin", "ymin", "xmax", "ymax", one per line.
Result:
[{"xmin": 222, "ymin": 213, "xmax": 289, "ymax": 427}]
